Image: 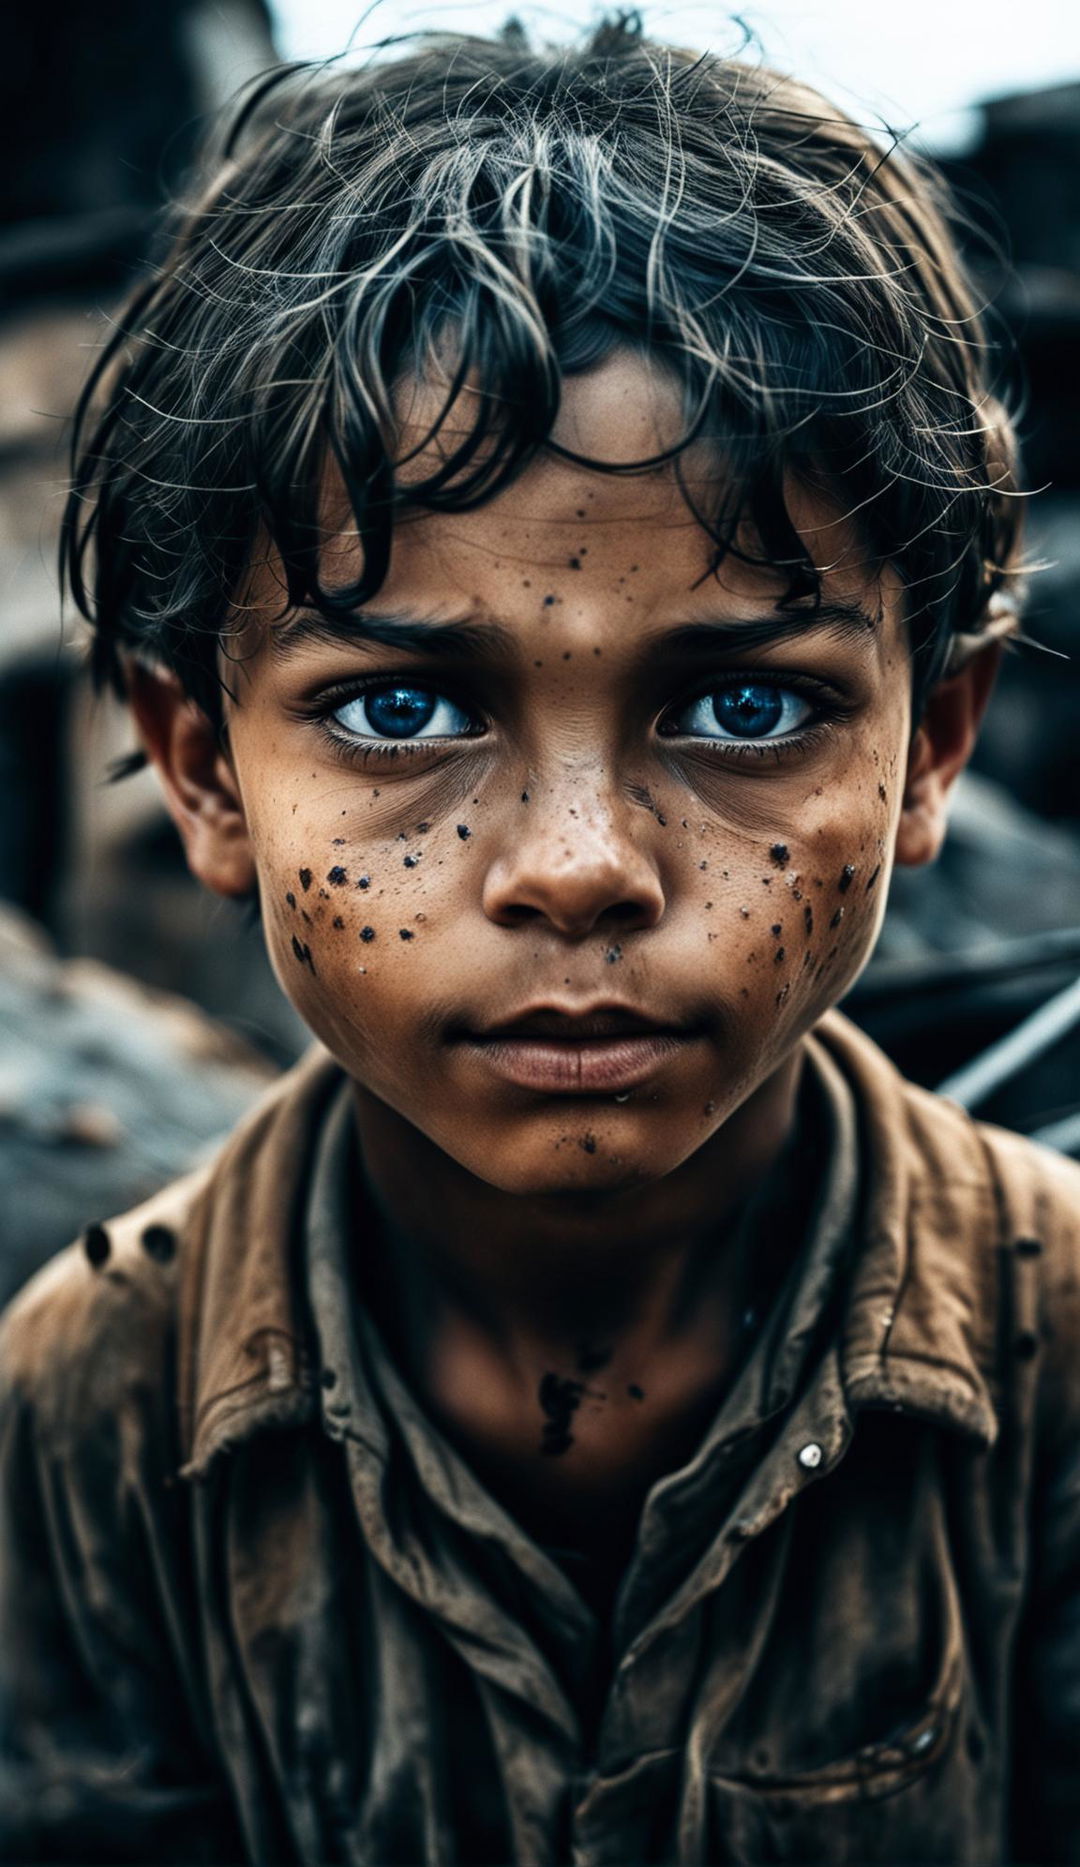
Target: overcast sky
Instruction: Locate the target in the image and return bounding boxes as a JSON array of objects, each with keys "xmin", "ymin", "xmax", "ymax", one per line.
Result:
[{"xmin": 268, "ymin": 0, "xmax": 1080, "ymax": 152}]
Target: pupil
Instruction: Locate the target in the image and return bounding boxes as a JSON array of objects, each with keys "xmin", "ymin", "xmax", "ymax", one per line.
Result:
[
  {"xmin": 713, "ymin": 685, "xmax": 783, "ymax": 737},
  {"xmin": 366, "ymin": 686, "xmax": 436, "ymax": 738}
]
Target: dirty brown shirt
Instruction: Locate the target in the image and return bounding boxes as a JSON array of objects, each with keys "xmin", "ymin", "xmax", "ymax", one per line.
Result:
[{"xmin": 3, "ymin": 1012, "xmax": 1080, "ymax": 1864}]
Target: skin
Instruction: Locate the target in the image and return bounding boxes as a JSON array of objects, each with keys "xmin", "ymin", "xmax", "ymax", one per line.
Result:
[{"xmin": 132, "ymin": 353, "xmax": 999, "ymax": 1555}]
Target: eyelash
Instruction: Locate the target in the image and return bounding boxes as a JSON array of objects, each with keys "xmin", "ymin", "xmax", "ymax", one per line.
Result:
[{"xmin": 302, "ymin": 673, "xmax": 844, "ymax": 767}]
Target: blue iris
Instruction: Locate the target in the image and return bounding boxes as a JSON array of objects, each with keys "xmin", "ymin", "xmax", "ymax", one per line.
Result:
[
  {"xmin": 713, "ymin": 684, "xmax": 785, "ymax": 737},
  {"xmin": 359, "ymin": 686, "xmax": 438, "ymax": 738}
]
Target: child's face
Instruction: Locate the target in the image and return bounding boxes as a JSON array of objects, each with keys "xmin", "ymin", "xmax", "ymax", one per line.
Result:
[{"xmin": 216, "ymin": 354, "xmax": 917, "ymax": 1194}]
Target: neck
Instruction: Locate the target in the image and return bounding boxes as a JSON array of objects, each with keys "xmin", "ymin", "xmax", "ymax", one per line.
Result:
[{"xmin": 350, "ymin": 1050, "xmax": 805, "ymax": 1379}]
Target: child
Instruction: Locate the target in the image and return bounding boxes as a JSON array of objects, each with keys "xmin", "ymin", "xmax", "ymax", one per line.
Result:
[{"xmin": 3, "ymin": 18, "xmax": 1079, "ymax": 1864}]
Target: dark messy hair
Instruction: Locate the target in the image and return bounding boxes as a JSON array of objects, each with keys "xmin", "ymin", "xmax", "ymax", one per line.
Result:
[{"xmin": 63, "ymin": 14, "xmax": 1023, "ymax": 723}]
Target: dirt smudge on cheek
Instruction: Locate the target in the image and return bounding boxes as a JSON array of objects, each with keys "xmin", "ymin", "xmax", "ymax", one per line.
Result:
[
  {"xmin": 290, "ymin": 935, "xmax": 316, "ymax": 975},
  {"xmin": 298, "ymin": 868, "xmax": 312, "ymax": 891},
  {"xmin": 538, "ymin": 1372, "xmax": 585, "ymax": 1456},
  {"xmin": 838, "ymin": 864, "xmax": 856, "ymax": 893}
]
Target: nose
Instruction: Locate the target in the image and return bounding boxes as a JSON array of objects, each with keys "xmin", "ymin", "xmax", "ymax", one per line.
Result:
[{"xmin": 481, "ymin": 770, "xmax": 666, "ymax": 939}]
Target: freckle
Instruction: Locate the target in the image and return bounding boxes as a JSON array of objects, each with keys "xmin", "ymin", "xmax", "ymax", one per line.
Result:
[
  {"xmin": 534, "ymin": 659, "xmax": 543, "ymax": 667},
  {"xmin": 630, "ymin": 565, "xmax": 639, "ymax": 573},
  {"xmin": 357, "ymin": 875, "xmax": 370, "ymax": 889},
  {"xmin": 705, "ymin": 901, "xmax": 713, "ymax": 910},
  {"xmin": 360, "ymin": 926, "xmax": 376, "ymax": 942},
  {"xmin": 332, "ymin": 916, "xmax": 344, "ymax": 930},
  {"xmin": 593, "ymin": 647, "xmax": 602, "ymax": 656},
  {"xmin": 838, "ymin": 864, "xmax": 856, "ymax": 892},
  {"xmin": 576, "ymin": 509, "xmax": 586, "ymax": 518},
  {"xmin": 770, "ymin": 843, "xmax": 790, "ymax": 868},
  {"xmin": 299, "ymin": 868, "xmax": 312, "ymax": 891},
  {"xmin": 562, "ymin": 651, "xmax": 572, "ymax": 660},
  {"xmin": 774, "ymin": 947, "xmax": 786, "ymax": 964},
  {"xmin": 403, "ymin": 855, "xmax": 419, "ymax": 868},
  {"xmin": 830, "ymin": 907, "xmax": 844, "ymax": 928},
  {"xmin": 399, "ymin": 929, "xmax": 414, "ymax": 941},
  {"xmin": 457, "ymin": 824, "xmax": 471, "ymax": 840},
  {"xmin": 580, "ymin": 1134, "xmax": 597, "ymax": 1154},
  {"xmin": 804, "ymin": 906, "xmax": 814, "ymax": 935},
  {"xmin": 286, "ymin": 891, "xmax": 296, "ymax": 909},
  {"xmin": 523, "ymin": 579, "xmax": 531, "ymax": 587},
  {"xmin": 866, "ymin": 864, "xmax": 882, "ymax": 892},
  {"xmin": 771, "ymin": 923, "xmax": 782, "ymax": 937},
  {"xmin": 327, "ymin": 866, "xmax": 347, "ymax": 885}
]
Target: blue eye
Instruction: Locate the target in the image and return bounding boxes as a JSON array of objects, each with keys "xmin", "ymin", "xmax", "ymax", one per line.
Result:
[
  {"xmin": 332, "ymin": 685, "xmax": 475, "ymax": 741},
  {"xmin": 667, "ymin": 683, "xmax": 814, "ymax": 742}
]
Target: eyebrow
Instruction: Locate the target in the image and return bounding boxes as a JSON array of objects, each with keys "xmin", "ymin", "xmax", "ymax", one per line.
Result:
[{"xmin": 269, "ymin": 598, "xmax": 878, "ymax": 662}]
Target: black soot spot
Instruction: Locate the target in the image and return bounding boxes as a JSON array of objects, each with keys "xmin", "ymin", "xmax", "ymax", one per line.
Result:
[
  {"xmin": 770, "ymin": 843, "xmax": 790, "ymax": 868},
  {"xmin": 771, "ymin": 924, "xmax": 782, "ymax": 937},
  {"xmin": 360, "ymin": 926, "xmax": 376, "ymax": 942},
  {"xmin": 521, "ymin": 790, "xmax": 530, "ymax": 804},
  {"xmin": 285, "ymin": 891, "xmax": 296, "ymax": 910},
  {"xmin": 332, "ymin": 837, "xmax": 346, "ymax": 846},
  {"xmin": 865, "ymin": 863, "xmax": 882, "ymax": 892},
  {"xmin": 417, "ymin": 822, "xmax": 431, "ymax": 834},
  {"xmin": 141, "ymin": 1223, "xmax": 175, "ymax": 1264},
  {"xmin": 327, "ymin": 866, "xmax": 347, "ymax": 886},
  {"xmin": 627, "ymin": 1383, "xmax": 646, "ymax": 1402},
  {"xmin": 804, "ymin": 906, "xmax": 814, "ymax": 936},
  {"xmin": 83, "ymin": 1222, "xmax": 110, "ymax": 1268},
  {"xmin": 403, "ymin": 855, "xmax": 419, "ymax": 868},
  {"xmin": 457, "ymin": 824, "xmax": 471, "ymax": 840},
  {"xmin": 299, "ymin": 868, "xmax": 312, "ymax": 891},
  {"xmin": 332, "ymin": 916, "xmax": 345, "ymax": 930},
  {"xmin": 605, "ymin": 944, "xmax": 623, "ymax": 965},
  {"xmin": 543, "ymin": 594, "xmax": 556, "ymax": 607},
  {"xmin": 399, "ymin": 929, "xmax": 415, "ymax": 941},
  {"xmin": 580, "ymin": 1133, "xmax": 597, "ymax": 1153},
  {"xmin": 357, "ymin": 875, "xmax": 371, "ymax": 889},
  {"xmin": 568, "ymin": 556, "xmax": 581, "ymax": 570},
  {"xmin": 774, "ymin": 947, "xmax": 786, "ymax": 965},
  {"xmin": 838, "ymin": 864, "xmax": 856, "ymax": 892},
  {"xmin": 291, "ymin": 935, "xmax": 316, "ymax": 973},
  {"xmin": 576, "ymin": 1343, "xmax": 612, "ymax": 1374},
  {"xmin": 830, "ymin": 908, "xmax": 844, "ymax": 929},
  {"xmin": 538, "ymin": 1371, "xmax": 585, "ymax": 1456}
]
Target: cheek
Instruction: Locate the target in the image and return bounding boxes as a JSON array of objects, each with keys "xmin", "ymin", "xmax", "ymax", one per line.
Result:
[{"xmin": 254, "ymin": 807, "xmax": 471, "ymax": 1062}]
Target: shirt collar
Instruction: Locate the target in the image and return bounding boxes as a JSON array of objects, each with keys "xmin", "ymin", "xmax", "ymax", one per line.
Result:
[{"xmin": 178, "ymin": 1011, "xmax": 1000, "ymax": 1480}]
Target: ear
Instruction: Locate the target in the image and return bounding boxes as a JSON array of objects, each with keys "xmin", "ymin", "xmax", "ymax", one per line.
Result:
[
  {"xmin": 127, "ymin": 662, "xmax": 257, "ymax": 898},
  {"xmin": 894, "ymin": 642, "xmax": 1002, "ymax": 869}
]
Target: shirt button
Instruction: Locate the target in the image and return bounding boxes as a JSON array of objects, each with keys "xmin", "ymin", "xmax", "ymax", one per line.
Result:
[{"xmin": 797, "ymin": 1442, "xmax": 823, "ymax": 1470}]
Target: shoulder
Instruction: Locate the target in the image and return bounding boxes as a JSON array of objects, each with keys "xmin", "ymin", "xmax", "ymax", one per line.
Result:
[{"xmin": 0, "ymin": 1168, "xmax": 205, "ymax": 1460}]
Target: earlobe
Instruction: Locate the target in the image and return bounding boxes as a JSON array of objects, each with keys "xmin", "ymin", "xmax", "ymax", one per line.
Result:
[
  {"xmin": 894, "ymin": 642, "xmax": 1002, "ymax": 870},
  {"xmin": 126, "ymin": 662, "xmax": 257, "ymax": 898}
]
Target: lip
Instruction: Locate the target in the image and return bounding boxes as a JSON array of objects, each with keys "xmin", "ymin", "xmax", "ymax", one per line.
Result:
[{"xmin": 459, "ymin": 1003, "xmax": 701, "ymax": 1094}]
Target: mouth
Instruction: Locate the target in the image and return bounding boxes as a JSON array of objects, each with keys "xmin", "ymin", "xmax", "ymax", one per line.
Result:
[{"xmin": 457, "ymin": 1003, "xmax": 704, "ymax": 1095}]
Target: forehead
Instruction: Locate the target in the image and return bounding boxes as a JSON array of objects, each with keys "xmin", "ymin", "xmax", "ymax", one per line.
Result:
[{"xmin": 309, "ymin": 353, "xmax": 875, "ymax": 611}]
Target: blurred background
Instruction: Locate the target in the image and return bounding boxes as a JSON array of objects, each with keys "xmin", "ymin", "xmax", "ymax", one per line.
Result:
[{"xmin": 2, "ymin": 0, "xmax": 1079, "ymax": 1300}]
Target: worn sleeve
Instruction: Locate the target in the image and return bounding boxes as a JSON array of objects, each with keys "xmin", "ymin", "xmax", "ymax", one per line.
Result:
[
  {"xmin": 1008, "ymin": 1154, "xmax": 1080, "ymax": 1865},
  {"xmin": 0, "ymin": 1245, "xmax": 245, "ymax": 1864}
]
